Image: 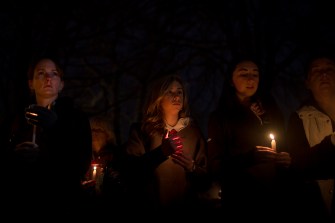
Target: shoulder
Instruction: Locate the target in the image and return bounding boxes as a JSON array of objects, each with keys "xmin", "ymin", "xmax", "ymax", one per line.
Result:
[
  {"xmin": 55, "ymin": 97, "xmax": 90, "ymax": 126},
  {"xmin": 184, "ymin": 117, "xmax": 205, "ymax": 137},
  {"xmin": 55, "ymin": 97, "xmax": 86, "ymax": 116}
]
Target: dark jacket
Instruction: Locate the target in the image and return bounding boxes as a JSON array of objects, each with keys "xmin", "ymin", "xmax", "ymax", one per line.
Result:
[
  {"xmin": 207, "ymin": 94, "xmax": 288, "ymax": 220},
  {"xmin": 5, "ymin": 97, "xmax": 92, "ymax": 213},
  {"xmin": 286, "ymin": 99, "xmax": 335, "ymax": 222}
]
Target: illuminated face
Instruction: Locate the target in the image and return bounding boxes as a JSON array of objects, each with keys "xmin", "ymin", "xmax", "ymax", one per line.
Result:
[
  {"xmin": 306, "ymin": 58, "xmax": 335, "ymax": 98},
  {"xmin": 231, "ymin": 60, "xmax": 259, "ymax": 102},
  {"xmin": 91, "ymin": 127, "xmax": 108, "ymax": 153},
  {"xmin": 161, "ymin": 80, "xmax": 184, "ymax": 116},
  {"xmin": 29, "ymin": 59, "xmax": 64, "ymax": 100}
]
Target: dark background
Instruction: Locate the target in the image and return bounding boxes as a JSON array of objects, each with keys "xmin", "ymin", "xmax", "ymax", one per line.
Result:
[{"xmin": 1, "ymin": 0, "xmax": 335, "ymax": 145}]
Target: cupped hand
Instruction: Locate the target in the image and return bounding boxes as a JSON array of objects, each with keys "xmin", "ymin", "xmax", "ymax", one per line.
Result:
[
  {"xmin": 161, "ymin": 129, "xmax": 183, "ymax": 157},
  {"xmin": 25, "ymin": 104, "xmax": 58, "ymax": 128},
  {"xmin": 15, "ymin": 141, "xmax": 39, "ymax": 151},
  {"xmin": 254, "ymin": 146, "xmax": 277, "ymax": 163},
  {"xmin": 171, "ymin": 152, "xmax": 194, "ymax": 172},
  {"xmin": 275, "ymin": 152, "xmax": 291, "ymax": 168}
]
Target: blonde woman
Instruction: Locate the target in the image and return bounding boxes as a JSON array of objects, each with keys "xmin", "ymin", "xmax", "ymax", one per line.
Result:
[{"xmin": 123, "ymin": 74, "xmax": 208, "ymax": 212}]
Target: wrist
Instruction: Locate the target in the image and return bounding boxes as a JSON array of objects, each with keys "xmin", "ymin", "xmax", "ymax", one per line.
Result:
[{"xmin": 190, "ymin": 160, "xmax": 196, "ymax": 172}]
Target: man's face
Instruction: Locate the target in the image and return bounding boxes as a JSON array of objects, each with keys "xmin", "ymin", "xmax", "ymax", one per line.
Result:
[{"xmin": 306, "ymin": 58, "xmax": 335, "ymax": 98}]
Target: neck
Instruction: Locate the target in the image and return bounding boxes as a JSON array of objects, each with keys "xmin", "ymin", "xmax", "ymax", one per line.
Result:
[
  {"xmin": 237, "ymin": 95, "xmax": 251, "ymax": 107},
  {"xmin": 165, "ymin": 114, "xmax": 179, "ymax": 127},
  {"xmin": 35, "ymin": 96, "xmax": 57, "ymax": 108}
]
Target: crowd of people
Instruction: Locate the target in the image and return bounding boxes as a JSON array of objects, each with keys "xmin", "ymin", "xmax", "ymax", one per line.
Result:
[{"xmin": 2, "ymin": 53, "xmax": 335, "ymax": 222}]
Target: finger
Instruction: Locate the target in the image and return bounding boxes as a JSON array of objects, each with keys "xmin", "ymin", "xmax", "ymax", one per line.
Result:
[
  {"xmin": 255, "ymin": 146, "xmax": 268, "ymax": 150},
  {"xmin": 171, "ymin": 155, "xmax": 185, "ymax": 166},
  {"xmin": 172, "ymin": 153, "xmax": 190, "ymax": 163},
  {"xmin": 256, "ymin": 146, "xmax": 275, "ymax": 152},
  {"xmin": 27, "ymin": 119, "xmax": 39, "ymax": 126}
]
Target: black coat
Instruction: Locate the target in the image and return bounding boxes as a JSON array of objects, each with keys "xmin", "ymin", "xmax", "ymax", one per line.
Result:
[
  {"xmin": 5, "ymin": 97, "xmax": 92, "ymax": 213},
  {"xmin": 285, "ymin": 99, "xmax": 335, "ymax": 222},
  {"xmin": 207, "ymin": 95, "xmax": 288, "ymax": 220}
]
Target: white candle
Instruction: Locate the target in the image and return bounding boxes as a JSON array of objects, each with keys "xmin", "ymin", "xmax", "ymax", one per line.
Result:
[
  {"xmin": 92, "ymin": 165, "xmax": 97, "ymax": 181},
  {"xmin": 269, "ymin": 133, "xmax": 276, "ymax": 152}
]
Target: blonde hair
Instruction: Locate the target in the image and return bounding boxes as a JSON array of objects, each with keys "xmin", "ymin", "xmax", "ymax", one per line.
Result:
[
  {"xmin": 90, "ymin": 115, "xmax": 116, "ymax": 146},
  {"xmin": 142, "ymin": 74, "xmax": 189, "ymax": 136}
]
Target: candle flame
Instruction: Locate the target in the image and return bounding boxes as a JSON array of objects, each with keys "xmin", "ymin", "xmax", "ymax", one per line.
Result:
[{"xmin": 269, "ymin": 133, "xmax": 275, "ymax": 140}]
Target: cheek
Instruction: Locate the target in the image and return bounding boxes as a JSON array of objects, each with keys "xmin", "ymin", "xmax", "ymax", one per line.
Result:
[
  {"xmin": 32, "ymin": 81, "xmax": 43, "ymax": 89},
  {"xmin": 54, "ymin": 82, "xmax": 63, "ymax": 90},
  {"xmin": 233, "ymin": 80, "xmax": 244, "ymax": 91}
]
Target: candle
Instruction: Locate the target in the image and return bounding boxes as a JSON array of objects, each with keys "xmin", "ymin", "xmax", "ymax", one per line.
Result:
[
  {"xmin": 92, "ymin": 165, "xmax": 97, "ymax": 181},
  {"xmin": 269, "ymin": 133, "xmax": 276, "ymax": 152},
  {"xmin": 32, "ymin": 125, "xmax": 36, "ymax": 144}
]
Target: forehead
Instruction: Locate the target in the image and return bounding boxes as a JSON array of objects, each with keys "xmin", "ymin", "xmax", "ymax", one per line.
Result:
[
  {"xmin": 35, "ymin": 59, "xmax": 57, "ymax": 70},
  {"xmin": 234, "ymin": 61, "xmax": 258, "ymax": 71},
  {"xmin": 168, "ymin": 80, "xmax": 183, "ymax": 89},
  {"xmin": 309, "ymin": 58, "xmax": 335, "ymax": 69}
]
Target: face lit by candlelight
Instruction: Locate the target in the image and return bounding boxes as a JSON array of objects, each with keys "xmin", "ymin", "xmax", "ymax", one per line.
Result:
[
  {"xmin": 161, "ymin": 80, "xmax": 184, "ymax": 116},
  {"xmin": 232, "ymin": 60, "xmax": 259, "ymax": 103},
  {"xmin": 28, "ymin": 59, "xmax": 64, "ymax": 102}
]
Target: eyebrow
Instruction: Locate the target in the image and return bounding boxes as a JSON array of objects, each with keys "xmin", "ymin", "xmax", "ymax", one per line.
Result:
[{"xmin": 237, "ymin": 67, "xmax": 259, "ymax": 71}]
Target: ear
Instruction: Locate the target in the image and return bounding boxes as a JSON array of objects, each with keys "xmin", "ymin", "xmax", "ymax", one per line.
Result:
[
  {"xmin": 28, "ymin": 80, "xmax": 34, "ymax": 90},
  {"xmin": 59, "ymin": 81, "xmax": 64, "ymax": 92}
]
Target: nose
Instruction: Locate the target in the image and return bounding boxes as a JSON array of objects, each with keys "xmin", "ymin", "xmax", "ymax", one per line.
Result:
[
  {"xmin": 172, "ymin": 94, "xmax": 179, "ymax": 101},
  {"xmin": 44, "ymin": 72, "xmax": 55, "ymax": 79},
  {"xmin": 246, "ymin": 74, "xmax": 257, "ymax": 81}
]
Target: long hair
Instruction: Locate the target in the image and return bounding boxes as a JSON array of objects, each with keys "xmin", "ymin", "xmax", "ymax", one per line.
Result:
[{"xmin": 142, "ymin": 74, "xmax": 189, "ymax": 137}]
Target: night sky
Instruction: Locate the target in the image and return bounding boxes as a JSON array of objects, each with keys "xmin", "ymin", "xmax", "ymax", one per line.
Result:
[{"xmin": 1, "ymin": 0, "xmax": 335, "ymax": 143}]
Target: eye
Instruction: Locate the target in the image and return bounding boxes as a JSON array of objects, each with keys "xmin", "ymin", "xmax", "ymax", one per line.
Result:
[
  {"xmin": 37, "ymin": 71, "xmax": 45, "ymax": 76},
  {"xmin": 326, "ymin": 67, "xmax": 335, "ymax": 74},
  {"xmin": 166, "ymin": 91, "xmax": 173, "ymax": 96},
  {"xmin": 52, "ymin": 70, "xmax": 60, "ymax": 77}
]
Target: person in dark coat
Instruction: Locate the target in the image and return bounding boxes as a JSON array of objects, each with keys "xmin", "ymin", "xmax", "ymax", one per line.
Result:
[
  {"xmin": 5, "ymin": 57, "xmax": 92, "ymax": 216},
  {"xmin": 285, "ymin": 55, "xmax": 335, "ymax": 222},
  {"xmin": 207, "ymin": 56, "xmax": 291, "ymax": 221}
]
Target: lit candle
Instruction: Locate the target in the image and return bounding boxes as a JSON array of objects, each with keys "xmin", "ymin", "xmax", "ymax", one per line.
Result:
[
  {"xmin": 92, "ymin": 165, "xmax": 97, "ymax": 181},
  {"xmin": 269, "ymin": 133, "xmax": 276, "ymax": 152}
]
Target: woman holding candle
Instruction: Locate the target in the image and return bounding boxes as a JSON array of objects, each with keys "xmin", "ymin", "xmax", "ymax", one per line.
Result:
[
  {"xmin": 286, "ymin": 55, "xmax": 335, "ymax": 222},
  {"xmin": 5, "ymin": 56, "xmax": 92, "ymax": 215},
  {"xmin": 207, "ymin": 55, "xmax": 291, "ymax": 221},
  {"xmin": 122, "ymin": 74, "xmax": 208, "ymax": 214}
]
